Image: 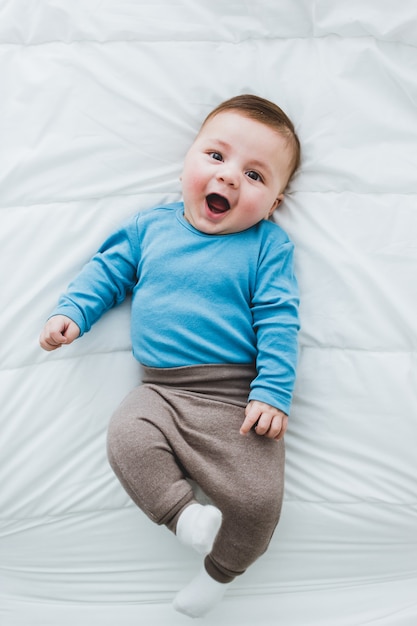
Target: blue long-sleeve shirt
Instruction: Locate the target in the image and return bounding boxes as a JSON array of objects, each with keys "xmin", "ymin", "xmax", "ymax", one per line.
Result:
[{"xmin": 52, "ymin": 202, "xmax": 299, "ymax": 413}]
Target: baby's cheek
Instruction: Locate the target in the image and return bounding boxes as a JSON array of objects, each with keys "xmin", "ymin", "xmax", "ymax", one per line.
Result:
[{"xmin": 191, "ymin": 172, "xmax": 206, "ymax": 191}]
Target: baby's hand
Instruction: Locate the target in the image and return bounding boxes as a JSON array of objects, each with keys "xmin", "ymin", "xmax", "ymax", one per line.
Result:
[
  {"xmin": 240, "ymin": 400, "xmax": 288, "ymax": 441},
  {"xmin": 39, "ymin": 315, "xmax": 80, "ymax": 351}
]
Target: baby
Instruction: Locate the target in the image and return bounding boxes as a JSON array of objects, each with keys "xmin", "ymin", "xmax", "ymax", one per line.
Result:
[{"xmin": 40, "ymin": 94, "xmax": 301, "ymax": 617}]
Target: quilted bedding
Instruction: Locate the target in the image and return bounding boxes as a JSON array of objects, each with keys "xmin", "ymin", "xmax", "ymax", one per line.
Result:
[{"xmin": 1, "ymin": 2, "xmax": 417, "ymax": 625}]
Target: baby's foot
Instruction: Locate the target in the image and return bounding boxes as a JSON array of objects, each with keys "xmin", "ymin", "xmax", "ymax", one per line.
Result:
[
  {"xmin": 176, "ymin": 503, "xmax": 222, "ymax": 555},
  {"xmin": 173, "ymin": 566, "xmax": 227, "ymax": 618}
]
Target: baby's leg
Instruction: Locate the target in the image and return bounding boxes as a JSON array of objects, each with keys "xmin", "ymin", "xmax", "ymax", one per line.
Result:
[
  {"xmin": 168, "ymin": 392, "xmax": 285, "ymax": 616},
  {"xmin": 107, "ymin": 382, "xmax": 226, "ymax": 617},
  {"xmin": 107, "ymin": 384, "xmax": 195, "ymax": 527},
  {"xmin": 204, "ymin": 430, "xmax": 285, "ymax": 585}
]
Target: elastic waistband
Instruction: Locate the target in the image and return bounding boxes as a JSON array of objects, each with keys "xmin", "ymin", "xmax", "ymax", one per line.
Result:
[{"xmin": 140, "ymin": 363, "xmax": 256, "ymax": 405}]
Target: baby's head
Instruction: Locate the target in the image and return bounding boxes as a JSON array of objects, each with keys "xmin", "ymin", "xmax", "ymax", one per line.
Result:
[{"xmin": 181, "ymin": 94, "xmax": 300, "ymax": 235}]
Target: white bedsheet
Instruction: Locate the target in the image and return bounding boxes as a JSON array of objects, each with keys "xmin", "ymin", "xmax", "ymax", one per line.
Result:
[{"xmin": 1, "ymin": 2, "xmax": 416, "ymax": 624}]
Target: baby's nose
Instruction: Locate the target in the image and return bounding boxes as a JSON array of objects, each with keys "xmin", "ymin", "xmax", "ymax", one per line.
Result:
[{"xmin": 216, "ymin": 165, "xmax": 239, "ymax": 187}]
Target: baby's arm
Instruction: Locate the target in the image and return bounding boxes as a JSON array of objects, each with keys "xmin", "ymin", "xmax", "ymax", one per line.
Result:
[
  {"xmin": 39, "ymin": 315, "xmax": 80, "ymax": 351},
  {"xmin": 240, "ymin": 400, "xmax": 288, "ymax": 441}
]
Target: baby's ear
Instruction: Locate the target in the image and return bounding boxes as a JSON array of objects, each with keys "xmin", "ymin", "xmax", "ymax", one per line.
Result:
[{"xmin": 269, "ymin": 194, "xmax": 284, "ymax": 216}]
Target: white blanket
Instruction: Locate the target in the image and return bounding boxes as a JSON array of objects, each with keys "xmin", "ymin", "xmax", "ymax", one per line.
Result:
[{"xmin": 1, "ymin": 2, "xmax": 416, "ymax": 624}]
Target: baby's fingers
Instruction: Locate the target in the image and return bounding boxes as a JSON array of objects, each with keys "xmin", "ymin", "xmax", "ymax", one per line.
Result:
[
  {"xmin": 269, "ymin": 413, "xmax": 288, "ymax": 440},
  {"xmin": 39, "ymin": 328, "xmax": 66, "ymax": 351},
  {"xmin": 240, "ymin": 402, "xmax": 261, "ymax": 435},
  {"xmin": 252, "ymin": 411, "xmax": 285, "ymax": 438}
]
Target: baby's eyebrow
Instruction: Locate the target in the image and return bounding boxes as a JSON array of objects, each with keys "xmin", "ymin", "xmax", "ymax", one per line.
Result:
[{"xmin": 205, "ymin": 138, "xmax": 230, "ymax": 150}]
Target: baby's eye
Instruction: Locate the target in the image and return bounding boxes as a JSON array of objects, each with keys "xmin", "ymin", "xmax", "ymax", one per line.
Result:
[
  {"xmin": 246, "ymin": 170, "xmax": 262, "ymax": 182},
  {"xmin": 209, "ymin": 151, "xmax": 223, "ymax": 161}
]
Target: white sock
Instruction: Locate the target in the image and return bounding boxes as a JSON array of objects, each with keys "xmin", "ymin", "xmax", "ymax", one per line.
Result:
[
  {"xmin": 173, "ymin": 566, "xmax": 227, "ymax": 618},
  {"xmin": 176, "ymin": 503, "xmax": 222, "ymax": 555}
]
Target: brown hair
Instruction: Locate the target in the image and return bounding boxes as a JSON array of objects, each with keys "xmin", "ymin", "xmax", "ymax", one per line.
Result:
[{"xmin": 201, "ymin": 94, "xmax": 301, "ymax": 183}]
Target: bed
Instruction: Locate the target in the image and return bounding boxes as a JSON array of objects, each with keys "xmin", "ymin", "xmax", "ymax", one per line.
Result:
[{"xmin": 1, "ymin": 1, "xmax": 416, "ymax": 624}]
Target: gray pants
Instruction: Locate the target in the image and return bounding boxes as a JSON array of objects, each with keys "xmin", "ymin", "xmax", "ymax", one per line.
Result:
[{"xmin": 107, "ymin": 364, "xmax": 285, "ymax": 583}]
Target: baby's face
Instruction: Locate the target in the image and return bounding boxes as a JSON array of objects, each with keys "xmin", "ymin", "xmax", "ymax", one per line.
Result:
[{"xmin": 181, "ymin": 110, "xmax": 293, "ymax": 235}]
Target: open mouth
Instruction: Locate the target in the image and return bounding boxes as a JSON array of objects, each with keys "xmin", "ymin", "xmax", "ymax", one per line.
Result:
[{"xmin": 206, "ymin": 193, "xmax": 230, "ymax": 214}]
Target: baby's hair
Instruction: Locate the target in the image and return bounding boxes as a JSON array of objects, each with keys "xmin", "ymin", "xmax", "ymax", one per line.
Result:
[{"xmin": 202, "ymin": 94, "xmax": 301, "ymax": 182}]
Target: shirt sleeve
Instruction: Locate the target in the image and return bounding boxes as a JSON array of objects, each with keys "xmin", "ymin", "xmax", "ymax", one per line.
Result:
[
  {"xmin": 248, "ymin": 237, "xmax": 300, "ymax": 414},
  {"xmin": 49, "ymin": 216, "xmax": 140, "ymax": 335}
]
